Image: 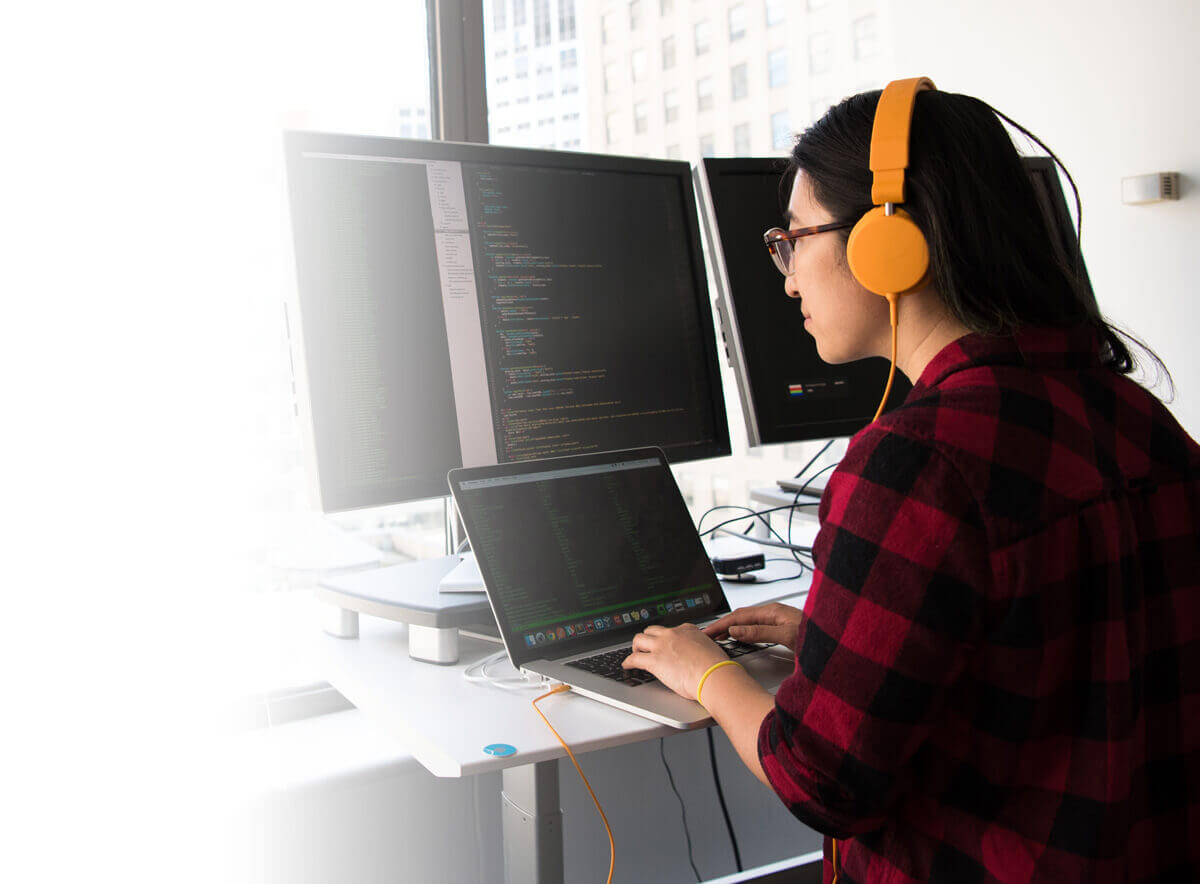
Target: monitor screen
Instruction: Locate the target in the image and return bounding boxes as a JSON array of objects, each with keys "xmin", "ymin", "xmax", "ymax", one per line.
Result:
[
  {"xmin": 697, "ymin": 156, "xmax": 1095, "ymax": 448},
  {"xmin": 284, "ymin": 133, "xmax": 730, "ymax": 510}
]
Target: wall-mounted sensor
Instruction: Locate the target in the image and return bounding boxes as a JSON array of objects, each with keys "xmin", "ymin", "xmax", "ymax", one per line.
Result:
[{"xmin": 1121, "ymin": 172, "xmax": 1180, "ymax": 205}]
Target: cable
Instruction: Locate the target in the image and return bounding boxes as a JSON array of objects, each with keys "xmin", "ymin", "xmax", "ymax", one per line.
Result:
[
  {"xmin": 715, "ymin": 527, "xmax": 811, "ymax": 554},
  {"xmin": 462, "ymin": 651, "xmax": 548, "ymax": 691},
  {"xmin": 872, "ymin": 293, "xmax": 900, "ymax": 423},
  {"xmin": 696, "ymin": 504, "xmax": 795, "ymax": 549},
  {"xmin": 660, "ymin": 737, "xmax": 702, "ymax": 883},
  {"xmin": 706, "ymin": 728, "xmax": 743, "ymax": 873},
  {"xmin": 532, "ymin": 685, "xmax": 615, "ymax": 884},
  {"xmin": 699, "ymin": 502, "xmax": 819, "ymax": 541},
  {"xmin": 792, "ymin": 438, "xmax": 836, "ymax": 481}
]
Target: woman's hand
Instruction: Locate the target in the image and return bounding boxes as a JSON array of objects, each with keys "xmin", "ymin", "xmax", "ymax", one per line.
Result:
[
  {"xmin": 703, "ymin": 602, "xmax": 805, "ymax": 653},
  {"xmin": 622, "ymin": 624, "xmax": 729, "ymax": 700}
]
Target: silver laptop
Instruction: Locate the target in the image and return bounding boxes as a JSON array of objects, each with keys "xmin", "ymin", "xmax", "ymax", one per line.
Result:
[{"xmin": 448, "ymin": 447, "xmax": 794, "ymax": 728}]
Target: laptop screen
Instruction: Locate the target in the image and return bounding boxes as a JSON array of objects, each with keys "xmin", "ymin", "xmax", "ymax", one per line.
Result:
[{"xmin": 449, "ymin": 448, "xmax": 730, "ymax": 668}]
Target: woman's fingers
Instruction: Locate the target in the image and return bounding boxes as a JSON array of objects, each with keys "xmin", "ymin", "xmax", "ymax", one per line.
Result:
[{"xmin": 704, "ymin": 603, "xmax": 800, "ymax": 636}]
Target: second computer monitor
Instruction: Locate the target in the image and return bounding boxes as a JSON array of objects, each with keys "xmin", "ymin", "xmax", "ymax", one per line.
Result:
[
  {"xmin": 698, "ymin": 156, "xmax": 1094, "ymax": 448},
  {"xmin": 284, "ymin": 133, "xmax": 730, "ymax": 511}
]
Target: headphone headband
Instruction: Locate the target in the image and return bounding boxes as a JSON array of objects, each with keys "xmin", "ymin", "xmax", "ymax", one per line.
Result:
[{"xmin": 869, "ymin": 77, "xmax": 936, "ymax": 205}]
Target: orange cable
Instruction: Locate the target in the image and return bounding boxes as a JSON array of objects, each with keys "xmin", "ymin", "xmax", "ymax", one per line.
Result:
[
  {"xmin": 871, "ymin": 293, "xmax": 900, "ymax": 423},
  {"xmin": 532, "ymin": 685, "xmax": 615, "ymax": 884},
  {"xmin": 832, "ymin": 837, "xmax": 840, "ymax": 883}
]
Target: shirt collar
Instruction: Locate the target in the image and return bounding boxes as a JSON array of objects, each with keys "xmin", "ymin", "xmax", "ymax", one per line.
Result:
[{"xmin": 915, "ymin": 325, "xmax": 1103, "ymax": 391}]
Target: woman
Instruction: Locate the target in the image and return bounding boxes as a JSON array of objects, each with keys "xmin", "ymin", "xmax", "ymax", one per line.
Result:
[{"xmin": 623, "ymin": 82, "xmax": 1200, "ymax": 882}]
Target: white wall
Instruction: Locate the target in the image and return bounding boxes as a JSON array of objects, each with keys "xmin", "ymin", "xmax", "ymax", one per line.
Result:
[{"xmin": 887, "ymin": 0, "xmax": 1200, "ymax": 437}]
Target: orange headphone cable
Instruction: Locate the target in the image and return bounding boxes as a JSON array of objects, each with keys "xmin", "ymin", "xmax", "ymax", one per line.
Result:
[
  {"xmin": 531, "ymin": 684, "xmax": 615, "ymax": 884},
  {"xmin": 871, "ymin": 293, "xmax": 900, "ymax": 423}
]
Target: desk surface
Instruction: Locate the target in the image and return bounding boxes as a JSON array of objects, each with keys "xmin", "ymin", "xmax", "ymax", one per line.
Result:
[{"xmin": 319, "ymin": 577, "xmax": 811, "ymax": 778}]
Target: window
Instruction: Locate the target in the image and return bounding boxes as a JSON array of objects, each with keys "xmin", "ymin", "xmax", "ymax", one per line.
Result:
[
  {"xmin": 662, "ymin": 35, "xmax": 676, "ymax": 70},
  {"xmin": 853, "ymin": 14, "xmax": 878, "ymax": 59},
  {"xmin": 771, "ymin": 111, "xmax": 791, "ymax": 150},
  {"xmin": 560, "ymin": 48, "xmax": 577, "ymax": 68},
  {"xmin": 634, "ymin": 101, "xmax": 649, "ymax": 134},
  {"xmin": 696, "ymin": 76, "xmax": 713, "ymax": 112},
  {"xmin": 666, "ymin": 144, "xmax": 681, "ymax": 159},
  {"xmin": 494, "ymin": 0, "xmax": 507, "ymax": 31},
  {"xmin": 629, "ymin": 0, "xmax": 642, "ymax": 30},
  {"xmin": 664, "ymin": 89, "xmax": 679, "ymax": 124},
  {"xmin": 699, "ymin": 133, "xmax": 716, "ymax": 158},
  {"xmin": 733, "ymin": 122, "xmax": 750, "ymax": 156},
  {"xmin": 534, "ymin": 0, "xmax": 551, "ymax": 47},
  {"xmin": 809, "ymin": 32, "xmax": 832, "ymax": 74},
  {"xmin": 765, "ymin": 0, "xmax": 785, "ymax": 27},
  {"xmin": 515, "ymin": 55, "xmax": 529, "ymax": 78},
  {"xmin": 606, "ymin": 111, "xmax": 619, "ymax": 145},
  {"xmin": 660, "ymin": 0, "xmax": 674, "ymax": 14},
  {"xmin": 558, "ymin": 0, "xmax": 576, "ymax": 40},
  {"xmin": 694, "ymin": 20, "xmax": 712, "ymax": 55},
  {"xmin": 730, "ymin": 63, "xmax": 748, "ymax": 101},
  {"xmin": 604, "ymin": 62, "xmax": 618, "ymax": 94},
  {"xmin": 768, "ymin": 48, "xmax": 787, "ymax": 88},
  {"xmin": 513, "ymin": 0, "xmax": 527, "ymax": 27},
  {"xmin": 728, "ymin": 4, "xmax": 745, "ymax": 41},
  {"xmin": 631, "ymin": 49, "xmax": 648, "ymax": 82},
  {"xmin": 602, "ymin": 11, "xmax": 616, "ymax": 44}
]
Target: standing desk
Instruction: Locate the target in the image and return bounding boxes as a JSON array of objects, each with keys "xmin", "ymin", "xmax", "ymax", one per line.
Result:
[{"xmin": 318, "ymin": 568, "xmax": 814, "ymax": 884}]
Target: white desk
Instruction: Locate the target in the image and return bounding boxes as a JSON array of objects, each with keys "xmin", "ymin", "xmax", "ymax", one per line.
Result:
[{"xmin": 319, "ymin": 575, "xmax": 812, "ymax": 883}]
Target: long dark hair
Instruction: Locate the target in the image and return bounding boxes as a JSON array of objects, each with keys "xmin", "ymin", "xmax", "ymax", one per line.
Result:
[{"xmin": 786, "ymin": 89, "xmax": 1169, "ymax": 387}]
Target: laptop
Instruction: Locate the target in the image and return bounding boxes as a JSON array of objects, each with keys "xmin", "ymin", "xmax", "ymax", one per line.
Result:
[{"xmin": 448, "ymin": 447, "xmax": 795, "ymax": 728}]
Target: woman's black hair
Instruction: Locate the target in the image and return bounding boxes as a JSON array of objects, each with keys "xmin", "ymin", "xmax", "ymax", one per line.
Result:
[{"xmin": 785, "ymin": 89, "xmax": 1170, "ymax": 388}]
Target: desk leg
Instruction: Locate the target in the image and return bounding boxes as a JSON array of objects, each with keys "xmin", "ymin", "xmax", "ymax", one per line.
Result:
[{"xmin": 501, "ymin": 761, "xmax": 563, "ymax": 884}]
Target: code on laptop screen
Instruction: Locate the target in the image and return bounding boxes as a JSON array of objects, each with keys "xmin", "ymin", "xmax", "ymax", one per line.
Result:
[{"xmin": 454, "ymin": 456, "xmax": 724, "ymax": 659}]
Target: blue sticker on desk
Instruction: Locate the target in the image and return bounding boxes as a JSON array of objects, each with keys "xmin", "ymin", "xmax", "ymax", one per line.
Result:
[{"xmin": 483, "ymin": 743, "xmax": 517, "ymax": 757}]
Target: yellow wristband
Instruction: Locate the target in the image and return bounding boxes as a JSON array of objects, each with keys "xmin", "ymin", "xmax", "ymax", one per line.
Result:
[{"xmin": 696, "ymin": 659, "xmax": 742, "ymax": 705}]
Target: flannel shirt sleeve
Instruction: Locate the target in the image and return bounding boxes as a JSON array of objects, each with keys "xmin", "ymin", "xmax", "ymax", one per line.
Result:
[{"xmin": 758, "ymin": 424, "xmax": 989, "ymax": 837}]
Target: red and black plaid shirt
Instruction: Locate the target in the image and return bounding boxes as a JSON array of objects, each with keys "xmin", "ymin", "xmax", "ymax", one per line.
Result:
[{"xmin": 758, "ymin": 327, "xmax": 1200, "ymax": 883}]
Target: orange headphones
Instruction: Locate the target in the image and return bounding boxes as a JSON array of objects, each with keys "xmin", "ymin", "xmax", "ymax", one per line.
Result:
[{"xmin": 845, "ymin": 76, "xmax": 935, "ymax": 422}]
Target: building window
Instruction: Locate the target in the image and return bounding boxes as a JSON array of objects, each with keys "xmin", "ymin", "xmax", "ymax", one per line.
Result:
[
  {"xmin": 771, "ymin": 111, "xmax": 791, "ymax": 150},
  {"xmin": 629, "ymin": 0, "xmax": 642, "ymax": 30},
  {"xmin": 853, "ymin": 14, "xmax": 878, "ymax": 59},
  {"xmin": 730, "ymin": 63, "xmax": 748, "ymax": 101},
  {"xmin": 558, "ymin": 0, "xmax": 576, "ymax": 40},
  {"xmin": 560, "ymin": 48, "xmax": 577, "ymax": 68},
  {"xmin": 604, "ymin": 62, "xmax": 618, "ymax": 94},
  {"xmin": 662, "ymin": 34, "xmax": 676, "ymax": 70},
  {"xmin": 733, "ymin": 122, "xmax": 750, "ymax": 156},
  {"xmin": 664, "ymin": 89, "xmax": 679, "ymax": 124},
  {"xmin": 696, "ymin": 76, "xmax": 713, "ymax": 112},
  {"xmin": 515, "ymin": 55, "xmax": 529, "ymax": 78},
  {"xmin": 634, "ymin": 101, "xmax": 649, "ymax": 134},
  {"xmin": 728, "ymin": 4, "xmax": 746, "ymax": 41},
  {"xmin": 513, "ymin": 0, "xmax": 526, "ymax": 27},
  {"xmin": 768, "ymin": 48, "xmax": 787, "ymax": 88},
  {"xmin": 809, "ymin": 32, "xmax": 832, "ymax": 74},
  {"xmin": 606, "ymin": 111, "xmax": 619, "ymax": 145},
  {"xmin": 765, "ymin": 0, "xmax": 785, "ymax": 27},
  {"xmin": 666, "ymin": 144, "xmax": 681, "ymax": 159},
  {"xmin": 660, "ymin": 0, "xmax": 673, "ymax": 14},
  {"xmin": 700, "ymin": 133, "xmax": 716, "ymax": 158},
  {"xmin": 494, "ymin": 0, "xmax": 507, "ymax": 31},
  {"xmin": 533, "ymin": 0, "xmax": 551, "ymax": 46},
  {"xmin": 631, "ymin": 48, "xmax": 647, "ymax": 82},
  {"xmin": 602, "ymin": 11, "xmax": 616, "ymax": 44},
  {"xmin": 694, "ymin": 20, "xmax": 712, "ymax": 55}
]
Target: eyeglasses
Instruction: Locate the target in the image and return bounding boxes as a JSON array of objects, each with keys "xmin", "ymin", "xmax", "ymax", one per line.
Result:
[{"xmin": 762, "ymin": 222, "xmax": 853, "ymax": 276}]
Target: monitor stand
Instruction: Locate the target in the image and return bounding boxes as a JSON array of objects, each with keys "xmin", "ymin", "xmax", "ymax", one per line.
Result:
[
  {"xmin": 438, "ymin": 551, "xmax": 485, "ymax": 593},
  {"xmin": 316, "ymin": 556, "xmax": 500, "ymax": 665},
  {"xmin": 775, "ymin": 475, "xmax": 828, "ymax": 500}
]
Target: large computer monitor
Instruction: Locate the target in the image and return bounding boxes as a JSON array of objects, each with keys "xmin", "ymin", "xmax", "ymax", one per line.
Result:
[
  {"xmin": 283, "ymin": 133, "xmax": 731, "ymax": 512},
  {"xmin": 696, "ymin": 156, "xmax": 1095, "ymax": 448}
]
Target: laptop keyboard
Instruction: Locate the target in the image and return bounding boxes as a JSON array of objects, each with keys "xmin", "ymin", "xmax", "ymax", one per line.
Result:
[{"xmin": 565, "ymin": 638, "xmax": 773, "ymax": 687}]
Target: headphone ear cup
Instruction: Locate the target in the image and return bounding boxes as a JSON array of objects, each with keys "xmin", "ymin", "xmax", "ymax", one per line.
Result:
[{"xmin": 846, "ymin": 207, "xmax": 931, "ymax": 296}]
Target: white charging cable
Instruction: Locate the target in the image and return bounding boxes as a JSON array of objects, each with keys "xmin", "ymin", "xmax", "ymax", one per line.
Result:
[{"xmin": 462, "ymin": 651, "xmax": 550, "ymax": 691}]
